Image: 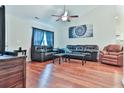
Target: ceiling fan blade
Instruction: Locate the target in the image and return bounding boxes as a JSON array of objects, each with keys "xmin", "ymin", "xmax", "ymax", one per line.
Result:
[
  {"xmin": 51, "ymin": 15, "xmax": 60, "ymax": 17},
  {"xmin": 69, "ymin": 15, "xmax": 79, "ymax": 18},
  {"xmin": 56, "ymin": 18, "xmax": 61, "ymax": 21}
]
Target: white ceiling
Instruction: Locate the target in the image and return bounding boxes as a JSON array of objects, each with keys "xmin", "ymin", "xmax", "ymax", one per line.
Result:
[{"xmin": 5, "ymin": 5, "xmax": 99, "ymax": 26}]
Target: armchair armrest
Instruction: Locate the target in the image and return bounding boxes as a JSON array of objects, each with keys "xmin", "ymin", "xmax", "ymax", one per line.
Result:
[
  {"xmin": 100, "ymin": 50, "xmax": 108, "ymax": 55},
  {"xmin": 107, "ymin": 51, "xmax": 123, "ymax": 56},
  {"xmin": 99, "ymin": 51, "xmax": 106, "ymax": 62},
  {"xmin": 117, "ymin": 51, "xmax": 123, "ymax": 56}
]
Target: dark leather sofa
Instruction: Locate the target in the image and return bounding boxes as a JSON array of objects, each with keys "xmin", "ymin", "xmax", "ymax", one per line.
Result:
[
  {"xmin": 31, "ymin": 45, "xmax": 99, "ymax": 62},
  {"xmin": 31, "ymin": 45, "xmax": 56, "ymax": 62},
  {"xmin": 66, "ymin": 45, "xmax": 99, "ymax": 61}
]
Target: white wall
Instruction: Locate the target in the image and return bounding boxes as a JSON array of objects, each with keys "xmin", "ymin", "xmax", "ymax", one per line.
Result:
[
  {"xmin": 5, "ymin": 6, "xmax": 122, "ymax": 61},
  {"xmin": 115, "ymin": 6, "xmax": 124, "ymax": 86},
  {"xmin": 5, "ymin": 13, "xmax": 60, "ymax": 61},
  {"xmin": 59, "ymin": 6, "xmax": 117, "ymax": 49},
  {"xmin": 115, "ymin": 6, "xmax": 124, "ymax": 45}
]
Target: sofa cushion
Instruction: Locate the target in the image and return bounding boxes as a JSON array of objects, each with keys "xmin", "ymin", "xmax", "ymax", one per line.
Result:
[
  {"xmin": 75, "ymin": 45, "xmax": 84, "ymax": 52},
  {"xmin": 104, "ymin": 55, "xmax": 117, "ymax": 59},
  {"xmin": 45, "ymin": 52, "xmax": 54, "ymax": 56},
  {"xmin": 108, "ymin": 52, "xmax": 119, "ymax": 55},
  {"xmin": 84, "ymin": 45, "xmax": 98, "ymax": 52},
  {"xmin": 107, "ymin": 44, "xmax": 122, "ymax": 52},
  {"xmin": 46, "ymin": 49, "xmax": 52, "ymax": 52}
]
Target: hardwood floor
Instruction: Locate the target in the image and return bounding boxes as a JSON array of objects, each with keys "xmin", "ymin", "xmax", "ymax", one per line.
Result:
[{"xmin": 26, "ymin": 60, "xmax": 123, "ymax": 88}]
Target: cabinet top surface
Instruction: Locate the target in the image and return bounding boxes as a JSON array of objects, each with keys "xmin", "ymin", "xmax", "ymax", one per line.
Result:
[{"xmin": 0, "ymin": 55, "xmax": 26, "ymax": 61}]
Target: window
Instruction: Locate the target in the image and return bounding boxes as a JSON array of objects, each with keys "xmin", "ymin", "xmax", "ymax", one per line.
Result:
[
  {"xmin": 41, "ymin": 32, "xmax": 47, "ymax": 46},
  {"xmin": 32, "ymin": 28, "xmax": 54, "ymax": 47}
]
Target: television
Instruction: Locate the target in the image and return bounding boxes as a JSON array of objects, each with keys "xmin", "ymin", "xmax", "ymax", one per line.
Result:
[{"xmin": 0, "ymin": 5, "xmax": 5, "ymax": 55}]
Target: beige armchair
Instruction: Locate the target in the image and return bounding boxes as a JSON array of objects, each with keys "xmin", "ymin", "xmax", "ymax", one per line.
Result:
[{"xmin": 99, "ymin": 44, "xmax": 123, "ymax": 66}]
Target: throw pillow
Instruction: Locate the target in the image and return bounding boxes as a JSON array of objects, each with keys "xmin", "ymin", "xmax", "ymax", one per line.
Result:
[{"xmin": 62, "ymin": 48, "xmax": 72, "ymax": 53}]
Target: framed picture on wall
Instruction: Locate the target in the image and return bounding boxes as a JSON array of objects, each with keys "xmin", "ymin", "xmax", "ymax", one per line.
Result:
[{"xmin": 69, "ymin": 24, "xmax": 93, "ymax": 38}]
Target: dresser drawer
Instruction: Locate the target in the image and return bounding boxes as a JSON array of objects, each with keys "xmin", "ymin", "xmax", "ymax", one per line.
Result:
[
  {"xmin": 0, "ymin": 71, "xmax": 24, "ymax": 88},
  {"xmin": 0, "ymin": 58, "xmax": 24, "ymax": 70},
  {"xmin": 0, "ymin": 65, "xmax": 24, "ymax": 77},
  {"xmin": 10, "ymin": 80, "xmax": 24, "ymax": 88},
  {"xmin": 0, "ymin": 56, "xmax": 26, "ymax": 88}
]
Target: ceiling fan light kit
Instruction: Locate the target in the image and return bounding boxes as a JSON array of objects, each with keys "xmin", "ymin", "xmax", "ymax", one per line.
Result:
[
  {"xmin": 51, "ymin": 6, "xmax": 79, "ymax": 22},
  {"xmin": 61, "ymin": 16, "xmax": 68, "ymax": 21}
]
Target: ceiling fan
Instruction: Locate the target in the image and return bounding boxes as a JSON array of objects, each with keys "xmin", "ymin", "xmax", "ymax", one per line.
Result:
[{"xmin": 51, "ymin": 6, "xmax": 79, "ymax": 22}]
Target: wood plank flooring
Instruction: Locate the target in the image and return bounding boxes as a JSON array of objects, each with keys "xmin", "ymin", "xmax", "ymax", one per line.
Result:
[{"xmin": 26, "ymin": 60, "xmax": 123, "ymax": 88}]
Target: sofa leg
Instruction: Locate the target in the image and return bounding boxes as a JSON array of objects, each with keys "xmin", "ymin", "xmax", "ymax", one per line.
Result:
[
  {"xmin": 82, "ymin": 61, "xmax": 84, "ymax": 66},
  {"xmin": 53, "ymin": 58, "xmax": 55, "ymax": 64},
  {"xmin": 65, "ymin": 58, "xmax": 67, "ymax": 62},
  {"xmin": 85, "ymin": 60, "xmax": 86, "ymax": 64},
  {"xmin": 82, "ymin": 58, "xmax": 84, "ymax": 65},
  {"xmin": 68, "ymin": 58, "xmax": 70, "ymax": 62}
]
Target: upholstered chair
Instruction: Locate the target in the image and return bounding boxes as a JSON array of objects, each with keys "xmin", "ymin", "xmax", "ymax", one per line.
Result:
[{"xmin": 99, "ymin": 44, "xmax": 123, "ymax": 66}]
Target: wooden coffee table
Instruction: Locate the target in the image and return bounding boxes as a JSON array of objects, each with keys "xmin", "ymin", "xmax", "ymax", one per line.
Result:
[
  {"xmin": 53, "ymin": 53, "xmax": 87, "ymax": 65},
  {"xmin": 66, "ymin": 53, "xmax": 86, "ymax": 65},
  {"xmin": 53, "ymin": 53, "xmax": 66, "ymax": 64}
]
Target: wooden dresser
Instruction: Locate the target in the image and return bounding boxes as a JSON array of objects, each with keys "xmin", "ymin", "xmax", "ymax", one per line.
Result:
[{"xmin": 0, "ymin": 55, "xmax": 26, "ymax": 88}]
